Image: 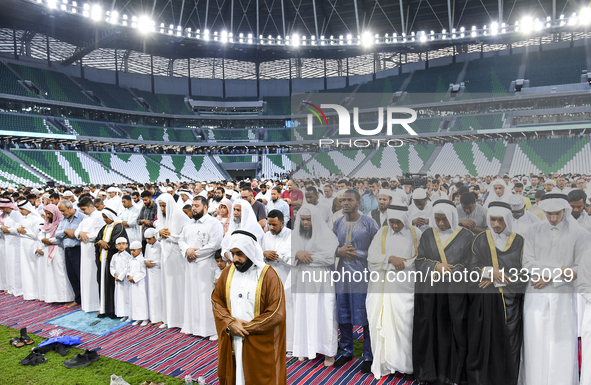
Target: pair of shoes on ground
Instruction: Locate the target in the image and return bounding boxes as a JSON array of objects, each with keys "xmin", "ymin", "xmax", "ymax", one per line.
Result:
[
  {"xmin": 20, "ymin": 351, "xmax": 47, "ymax": 366},
  {"xmin": 33, "ymin": 342, "xmax": 69, "ymax": 356},
  {"xmin": 333, "ymin": 356, "xmax": 373, "ymax": 373},
  {"xmin": 63, "ymin": 349, "xmax": 99, "ymax": 368},
  {"xmin": 9, "ymin": 328, "xmax": 34, "ymax": 348},
  {"xmin": 132, "ymin": 320, "xmax": 149, "ymax": 326}
]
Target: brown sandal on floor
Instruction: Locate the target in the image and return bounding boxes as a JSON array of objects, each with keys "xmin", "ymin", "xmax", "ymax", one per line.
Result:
[{"xmin": 10, "ymin": 337, "xmax": 24, "ymax": 348}]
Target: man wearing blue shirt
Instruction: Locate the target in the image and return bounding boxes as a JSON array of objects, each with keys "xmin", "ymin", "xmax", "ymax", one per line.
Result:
[{"xmin": 55, "ymin": 200, "xmax": 86, "ymax": 308}]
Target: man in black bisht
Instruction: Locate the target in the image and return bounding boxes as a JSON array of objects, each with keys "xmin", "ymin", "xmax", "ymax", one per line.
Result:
[
  {"xmin": 94, "ymin": 207, "xmax": 128, "ymax": 318},
  {"xmin": 466, "ymin": 201, "xmax": 526, "ymax": 385},
  {"xmin": 413, "ymin": 200, "xmax": 475, "ymax": 385}
]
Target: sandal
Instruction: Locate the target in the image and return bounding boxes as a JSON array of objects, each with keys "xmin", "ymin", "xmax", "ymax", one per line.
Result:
[
  {"xmin": 19, "ymin": 328, "xmax": 34, "ymax": 346},
  {"xmin": 10, "ymin": 337, "xmax": 24, "ymax": 348},
  {"xmin": 20, "ymin": 352, "xmax": 47, "ymax": 366}
]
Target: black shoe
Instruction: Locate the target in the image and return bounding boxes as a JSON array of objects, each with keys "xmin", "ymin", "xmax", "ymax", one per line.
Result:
[
  {"xmin": 32, "ymin": 344, "xmax": 55, "ymax": 354},
  {"xmin": 333, "ymin": 355, "xmax": 352, "ymax": 369},
  {"xmin": 97, "ymin": 313, "xmax": 106, "ymax": 319},
  {"xmin": 402, "ymin": 373, "xmax": 415, "ymax": 382},
  {"xmin": 360, "ymin": 360, "xmax": 372, "ymax": 373},
  {"xmin": 82, "ymin": 349, "xmax": 99, "ymax": 362},
  {"xmin": 21, "ymin": 352, "xmax": 46, "ymax": 366},
  {"xmin": 55, "ymin": 343, "xmax": 69, "ymax": 357},
  {"xmin": 64, "ymin": 353, "xmax": 91, "ymax": 368}
]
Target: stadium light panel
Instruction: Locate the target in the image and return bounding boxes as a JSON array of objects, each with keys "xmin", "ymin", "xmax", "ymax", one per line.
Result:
[
  {"xmin": 346, "ymin": 34, "xmax": 352, "ymax": 45},
  {"xmin": 581, "ymin": 8, "xmax": 591, "ymax": 24},
  {"xmin": 109, "ymin": 10, "xmax": 119, "ymax": 24},
  {"xmin": 247, "ymin": 33, "xmax": 253, "ymax": 44},
  {"xmin": 491, "ymin": 22, "xmax": 499, "ymax": 35},
  {"xmin": 361, "ymin": 31, "xmax": 372, "ymax": 46},
  {"xmin": 569, "ymin": 13, "xmax": 578, "ymax": 25},
  {"xmin": 82, "ymin": 3, "xmax": 89, "ymax": 17},
  {"xmin": 47, "ymin": 0, "xmax": 57, "ymax": 9},
  {"xmin": 221, "ymin": 30, "xmax": 228, "ymax": 43},
  {"xmin": 90, "ymin": 4, "xmax": 102, "ymax": 21},
  {"xmin": 521, "ymin": 17, "xmax": 533, "ymax": 33},
  {"xmin": 292, "ymin": 34, "xmax": 300, "ymax": 47}
]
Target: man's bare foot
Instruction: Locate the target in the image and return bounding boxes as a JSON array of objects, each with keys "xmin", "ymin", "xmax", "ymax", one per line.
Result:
[
  {"xmin": 324, "ymin": 356, "xmax": 335, "ymax": 367},
  {"xmin": 64, "ymin": 302, "xmax": 77, "ymax": 308},
  {"xmin": 147, "ymin": 322, "xmax": 154, "ymax": 326},
  {"xmin": 152, "ymin": 322, "xmax": 163, "ymax": 328}
]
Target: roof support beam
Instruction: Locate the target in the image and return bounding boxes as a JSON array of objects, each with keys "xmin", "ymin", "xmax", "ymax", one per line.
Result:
[
  {"xmin": 60, "ymin": 30, "xmax": 120, "ymax": 66},
  {"xmin": 353, "ymin": 0, "xmax": 361, "ymax": 36},
  {"xmin": 447, "ymin": 0, "xmax": 453, "ymax": 32},
  {"xmin": 399, "ymin": 0, "xmax": 406, "ymax": 35},
  {"xmin": 312, "ymin": 0, "xmax": 319, "ymax": 39}
]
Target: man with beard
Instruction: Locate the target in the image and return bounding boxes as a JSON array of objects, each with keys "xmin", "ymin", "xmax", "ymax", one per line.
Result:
[
  {"xmin": 568, "ymin": 189, "xmax": 591, "ymax": 233},
  {"xmin": 457, "ymin": 192, "xmax": 488, "ymax": 234},
  {"xmin": 370, "ymin": 189, "xmax": 392, "ymax": 227},
  {"xmin": 121, "ymin": 195, "xmax": 141, "ymax": 244},
  {"xmin": 408, "ymin": 188, "xmax": 432, "ymax": 231},
  {"xmin": 179, "ymin": 196, "xmax": 223, "ymax": 339},
  {"xmin": 261, "ymin": 210, "xmax": 292, "ymax": 355},
  {"xmin": 291, "ymin": 205, "xmax": 338, "ymax": 366},
  {"xmin": 304, "ymin": 186, "xmax": 332, "ymax": 225},
  {"xmin": 466, "ymin": 201, "xmax": 527, "ymax": 385},
  {"xmin": 257, "ymin": 183, "xmax": 271, "ymax": 205},
  {"xmin": 209, "ymin": 187, "xmax": 225, "ymax": 215},
  {"xmin": 131, "ymin": 191, "xmax": 143, "ymax": 209},
  {"xmin": 240, "ymin": 187, "xmax": 267, "ymax": 228},
  {"xmin": 221, "ymin": 200, "xmax": 265, "ymax": 261},
  {"xmin": 155, "ymin": 193, "xmax": 192, "ymax": 329},
  {"xmin": 0, "ymin": 198, "xmax": 23, "ymax": 296},
  {"xmin": 413, "ymin": 200, "xmax": 475, "ymax": 385},
  {"xmin": 137, "ymin": 191, "xmax": 157, "ymax": 252},
  {"xmin": 176, "ymin": 189, "xmax": 193, "ymax": 210},
  {"xmin": 507, "ymin": 194, "xmax": 540, "ymax": 236},
  {"xmin": 332, "ymin": 190, "xmax": 380, "ymax": 373},
  {"xmin": 212, "ymin": 231, "xmax": 287, "ymax": 385},
  {"xmin": 266, "ymin": 187, "xmax": 290, "ymax": 220}
]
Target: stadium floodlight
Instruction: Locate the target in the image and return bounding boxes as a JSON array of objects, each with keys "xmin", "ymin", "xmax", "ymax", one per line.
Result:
[
  {"xmin": 292, "ymin": 34, "xmax": 300, "ymax": 47},
  {"xmin": 159, "ymin": 23, "xmax": 165, "ymax": 33},
  {"xmin": 37, "ymin": 0, "xmax": 42, "ymax": 4},
  {"xmin": 221, "ymin": 30, "xmax": 228, "ymax": 43},
  {"xmin": 239, "ymin": 33, "xmax": 244, "ymax": 43},
  {"xmin": 581, "ymin": 8, "xmax": 591, "ymax": 24},
  {"xmin": 460, "ymin": 26, "xmax": 465, "ymax": 38},
  {"xmin": 301, "ymin": 35, "xmax": 306, "ymax": 45},
  {"xmin": 346, "ymin": 34, "xmax": 352, "ymax": 45},
  {"xmin": 71, "ymin": 1, "xmax": 76, "ymax": 12},
  {"xmin": 490, "ymin": 22, "xmax": 499, "ymax": 35},
  {"xmin": 130, "ymin": 15, "xmax": 137, "ymax": 28},
  {"xmin": 534, "ymin": 18, "xmax": 543, "ymax": 31},
  {"xmin": 186, "ymin": 27, "xmax": 192, "ymax": 37},
  {"xmin": 320, "ymin": 35, "xmax": 325, "ymax": 45},
  {"xmin": 121, "ymin": 14, "xmax": 127, "ymax": 26},
  {"xmin": 90, "ymin": 4, "xmax": 102, "ymax": 21},
  {"xmin": 109, "ymin": 10, "xmax": 119, "ymax": 24},
  {"xmin": 268, "ymin": 35, "xmax": 273, "ymax": 44},
  {"xmin": 47, "ymin": 0, "xmax": 57, "ymax": 9},
  {"xmin": 441, "ymin": 29, "xmax": 446, "ymax": 39},
  {"xmin": 521, "ymin": 17, "xmax": 533, "ymax": 33},
  {"xmin": 176, "ymin": 25, "xmax": 182, "ymax": 37},
  {"xmin": 247, "ymin": 33, "xmax": 253, "ymax": 44},
  {"xmin": 471, "ymin": 25, "xmax": 476, "ymax": 37},
  {"xmin": 82, "ymin": 3, "xmax": 89, "ymax": 17},
  {"xmin": 204, "ymin": 29, "xmax": 210, "ymax": 40},
  {"xmin": 569, "ymin": 12, "xmax": 578, "ymax": 25},
  {"xmin": 361, "ymin": 31, "xmax": 372, "ymax": 46},
  {"xmin": 168, "ymin": 24, "xmax": 174, "ymax": 34}
]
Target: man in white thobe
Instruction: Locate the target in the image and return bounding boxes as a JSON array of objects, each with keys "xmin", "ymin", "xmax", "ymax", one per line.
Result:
[
  {"xmin": 17, "ymin": 201, "xmax": 42, "ymax": 301},
  {"xmin": 155, "ymin": 193, "xmax": 192, "ymax": 329},
  {"xmin": 220, "ymin": 199, "xmax": 264, "ymax": 261},
  {"xmin": 408, "ymin": 188, "xmax": 433, "ymax": 232},
  {"xmin": 367, "ymin": 204, "xmax": 421, "ymax": 380},
  {"xmin": 507, "ymin": 194, "xmax": 541, "ymax": 237},
  {"xmin": 176, "ymin": 189, "xmax": 193, "ymax": 211},
  {"xmin": 262, "ymin": 209, "xmax": 293, "ymax": 354},
  {"xmin": 144, "ymin": 228, "xmax": 164, "ymax": 326},
  {"xmin": 291, "ymin": 205, "xmax": 339, "ymax": 366},
  {"xmin": 75, "ymin": 197, "xmax": 105, "ymax": 312},
  {"xmin": 121, "ymin": 195, "xmax": 141, "ymax": 244},
  {"xmin": 521, "ymin": 193, "xmax": 589, "ymax": 385},
  {"xmin": 179, "ymin": 196, "xmax": 223, "ymax": 339},
  {"xmin": 304, "ymin": 186, "xmax": 332, "ymax": 225},
  {"xmin": 0, "ymin": 198, "xmax": 23, "ymax": 296},
  {"xmin": 105, "ymin": 187, "xmax": 124, "ymax": 215}
]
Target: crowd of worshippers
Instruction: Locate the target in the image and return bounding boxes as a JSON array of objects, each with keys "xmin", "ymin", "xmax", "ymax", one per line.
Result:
[{"xmin": 1, "ymin": 172, "xmax": 591, "ymax": 385}]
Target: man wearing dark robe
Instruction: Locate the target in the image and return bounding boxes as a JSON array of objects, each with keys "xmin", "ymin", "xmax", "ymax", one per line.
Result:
[
  {"xmin": 413, "ymin": 199, "xmax": 475, "ymax": 385},
  {"xmin": 332, "ymin": 189, "xmax": 380, "ymax": 373},
  {"xmin": 212, "ymin": 230, "xmax": 286, "ymax": 385},
  {"xmin": 466, "ymin": 201, "xmax": 526, "ymax": 385},
  {"xmin": 94, "ymin": 207, "xmax": 128, "ymax": 318}
]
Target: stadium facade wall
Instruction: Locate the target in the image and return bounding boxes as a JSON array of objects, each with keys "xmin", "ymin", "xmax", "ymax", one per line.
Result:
[
  {"xmin": 259, "ymin": 79, "xmax": 290, "ymax": 96},
  {"xmin": 225, "ymin": 79, "xmax": 258, "ymax": 97}
]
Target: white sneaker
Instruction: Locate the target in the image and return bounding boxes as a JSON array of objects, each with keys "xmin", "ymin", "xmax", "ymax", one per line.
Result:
[
  {"xmin": 209, "ymin": 334, "xmax": 218, "ymax": 341},
  {"xmin": 158, "ymin": 323, "xmax": 168, "ymax": 329},
  {"xmin": 132, "ymin": 320, "xmax": 141, "ymax": 326},
  {"xmin": 286, "ymin": 351, "xmax": 293, "ymax": 358},
  {"xmin": 120, "ymin": 317, "xmax": 128, "ymax": 322},
  {"xmin": 140, "ymin": 320, "xmax": 149, "ymax": 326}
]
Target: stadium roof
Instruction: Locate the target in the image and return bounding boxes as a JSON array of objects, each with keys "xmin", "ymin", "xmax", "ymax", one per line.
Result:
[{"xmin": 0, "ymin": 0, "xmax": 584, "ymax": 63}]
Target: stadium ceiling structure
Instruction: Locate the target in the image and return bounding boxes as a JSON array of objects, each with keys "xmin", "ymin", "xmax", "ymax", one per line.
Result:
[{"xmin": 0, "ymin": 0, "xmax": 587, "ymax": 64}]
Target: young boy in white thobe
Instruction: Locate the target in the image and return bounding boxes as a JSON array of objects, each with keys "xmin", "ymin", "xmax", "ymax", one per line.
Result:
[
  {"xmin": 127, "ymin": 241, "xmax": 149, "ymax": 326},
  {"xmin": 110, "ymin": 237, "xmax": 131, "ymax": 321},
  {"xmin": 214, "ymin": 249, "xmax": 227, "ymax": 283},
  {"xmin": 144, "ymin": 228, "xmax": 164, "ymax": 327}
]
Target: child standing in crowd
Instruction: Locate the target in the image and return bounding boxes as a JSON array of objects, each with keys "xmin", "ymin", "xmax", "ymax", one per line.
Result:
[
  {"xmin": 214, "ymin": 249, "xmax": 227, "ymax": 283},
  {"xmin": 127, "ymin": 241, "xmax": 149, "ymax": 326},
  {"xmin": 144, "ymin": 228, "xmax": 164, "ymax": 328},
  {"xmin": 110, "ymin": 237, "xmax": 131, "ymax": 322}
]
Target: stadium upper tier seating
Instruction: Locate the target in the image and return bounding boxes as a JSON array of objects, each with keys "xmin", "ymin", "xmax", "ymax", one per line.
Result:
[
  {"xmin": 147, "ymin": 154, "xmax": 225, "ymax": 181},
  {"xmin": 132, "ymin": 88, "xmax": 193, "ymax": 115},
  {"xmin": 90, "ymin": 153, "xmax": 184, "ymax": 183},
  {"xmin": 74, "ymin": 77, "xmax": 146, "ymax": 111},
  {"xmin": 261, "ymin": 154, "xmax": 293, "ymax": 178},
  {"xmin": 428, "ymin": 141, "xmax": 507, "ymax": 176},
  {"xmin": 459, "ymin": 54, "xmax": 522, "ymax": 99},
  {"xmin": 266, "ymin": 128, "xmax": 291, "ymax": 142},
  {"xmin": 509, "ymin": 136, "xmax": 591, "ymax": 175},
  {"xmin": 8, "ymin": 63, "xmax": 99, "ymax": 106},
  {"xmin": 0, "ymin": 62, "xmax": 38, "ymax": 98},
  {"xmin": 353, "ymin": 75, "xmax": 409, "ymax": 109},
  {"xmin": 524, "ymin": 46, "xmax": 587, "ymax": 87},
  {"xmin": 207, "ymin": 129, "xmax": 258, "ymax": 142},
  {"xmin": 61, "ymin": 118, "xmax": 123, "ymax": 138},
  {"xmin": 12, "ymin": 150, "xmax": 130, "ymax": 185},
  {"xmin": 400, "ymin": 62, "xmax": 465, "ymax": 105},
  {"xmin": 0, "ymin": 113, "xmax": 55, "ymax": 134},
  {"xmin": 449, "ymin": 114, "xmax": 505, "ymax": 132},
  {"xmin": 263, "ymin": 96, "xmax": 291, "ymax": 115},
  {"xmin": 213, "ymin": 155, "xmax": 258, "ymax": 164},
  {"xmin": 121, "ymin": 125, "xmax": 199, "ymax": 143},
  {"xmin": 0, "ymin": 151, "xmax": 45, "ymax": 187},
  {"xmin": 352, "ymin": 143, "xmax": 436, "ymax": 178}
]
